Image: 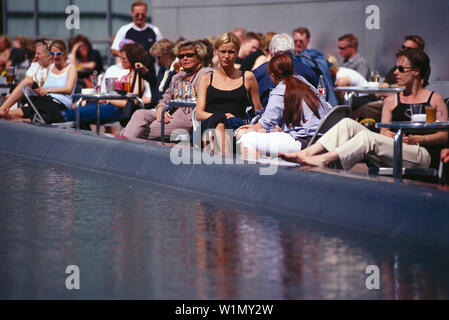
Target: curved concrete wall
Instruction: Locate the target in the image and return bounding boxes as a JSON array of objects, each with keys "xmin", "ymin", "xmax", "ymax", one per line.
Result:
[{"xmin": 1, "ymin": 120, "xmax": 449, "ymax": 249}]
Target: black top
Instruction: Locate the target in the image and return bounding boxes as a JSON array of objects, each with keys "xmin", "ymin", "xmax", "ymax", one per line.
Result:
[
  {"xmin": 205, "ymin": 73, "xmax": 248, "ymax": 119},
  {"xmin": 392, "ymin": 91, "xmax": 435, "ymax": 122}
]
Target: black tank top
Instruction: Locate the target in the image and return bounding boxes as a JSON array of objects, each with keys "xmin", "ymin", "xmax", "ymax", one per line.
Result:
[
  {"xmin": 205, "ymin": 72, "xmax": 248, "ymax": 119},
  {"xmin": 392, "ymin": 91, "xmax": 435, "ymax": 121}
]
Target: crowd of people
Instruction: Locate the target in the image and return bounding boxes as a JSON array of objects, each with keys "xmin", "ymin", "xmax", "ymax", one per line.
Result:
[{"xmin": 0, "ymin": 0, "xmax": 448, "ymax": 178}]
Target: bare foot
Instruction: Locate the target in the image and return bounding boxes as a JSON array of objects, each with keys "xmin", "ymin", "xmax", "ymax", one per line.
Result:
[
  {"xmin": 296, "ymin": 154, "xmax": 329, "ymax": 167},
  {"xmin": 279, "ymin": 152, "xmax": 302, "ymax": 163}
]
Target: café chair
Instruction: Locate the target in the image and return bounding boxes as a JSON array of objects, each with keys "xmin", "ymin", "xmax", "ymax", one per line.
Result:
[
  {"xmin": 307, "ymin": 105, "xmax": 351, "ymax": 147},
  {"xmin": 22, "ymin": 86, "xmax": 75, "ymax": 128}
]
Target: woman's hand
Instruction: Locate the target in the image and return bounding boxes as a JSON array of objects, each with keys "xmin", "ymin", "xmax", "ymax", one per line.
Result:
[
  {"xmin": 134, "ymin": 63, "xmax": 148, "ymax": 75},
  {"xmin": 156, "ymin": 106, "xmax": 173, "ymax": 124},
  {"xmin": 34, "ymin": 88, "xmax": 49, "ymax": 96},
  {"xmin": 403, "ymin": 134, "xmax": 425, "ymax": 145},
  {"xmin": 441, "ymin": 149, "xmax": 449, "ymax": 163},
  {"xmin": 225, "ymin": 113, "xmax": 235, "ymax": 119}
]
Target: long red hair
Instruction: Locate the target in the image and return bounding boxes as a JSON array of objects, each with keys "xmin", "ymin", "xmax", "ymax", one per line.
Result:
[{"xmin": 268, "ymin": 53, "xmax": 320, "ymax": 127}]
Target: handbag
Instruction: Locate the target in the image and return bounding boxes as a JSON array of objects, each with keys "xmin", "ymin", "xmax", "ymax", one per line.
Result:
[{"xmin": 119, "ymin": 68, "xmax": 143, "ymax": 127}]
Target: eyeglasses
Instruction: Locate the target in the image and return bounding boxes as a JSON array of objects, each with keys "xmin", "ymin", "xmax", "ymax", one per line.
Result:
[
  {"xmin": 393, "ymin": 65, "xmax": 414, "ymax": 73},
  {"xmin": 178, "ymin": 53, "xmax": 196, "ymax": 59},
  {"xmin": 50, "ymin": 52, "xmax": 64, "ymax": 57},
  {"xmin": 134, "ymin": 13, "xmax": 146, "ymax": 18},
  {"xmin": 337, "ymin": 46, "xmax": 349, "ymax": 51}
]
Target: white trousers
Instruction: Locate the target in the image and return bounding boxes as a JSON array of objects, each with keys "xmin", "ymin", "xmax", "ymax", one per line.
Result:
[
  {"xmin": 318, "ymin": 118, "xmax": 431, "ymax": 170},
  {"xmin": 238, "ymin": 131, "xmax": 302, "ymax": 156}
]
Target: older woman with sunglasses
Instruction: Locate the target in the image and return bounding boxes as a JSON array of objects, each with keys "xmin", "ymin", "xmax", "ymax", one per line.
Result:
[
  {"xmin": 281, "ymin": 48, "xmax": 448, "ymax": 171},
  {"xmin": 6, "ymin": 40, "xmax": 77, "ymax": 123},
  {"xmin": 123, "ymin": 40, "xmax": 213, "ymax": 140}
]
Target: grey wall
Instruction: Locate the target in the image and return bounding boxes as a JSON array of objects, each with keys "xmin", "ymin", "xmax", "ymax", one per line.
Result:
[{"xmin": 152, "ymin": 0, "xmax": 449, "ymax": 81}]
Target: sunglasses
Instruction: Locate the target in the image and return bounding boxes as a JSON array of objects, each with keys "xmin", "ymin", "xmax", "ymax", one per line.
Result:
[
  {"xmin": 337, "ymin": 46, "xmax": 350, "ymax": 51},
  {"xmin": 178, "ymin": 53, "xmax": 196, "ymax": 59},
  {"xmin": 134, "ymin": 13, "xmax": 146, "ymax": 18},
  {"xmin": 393, "ymin": 65, "xmax": 414, "ymax": 73},
  {"xmin": 50, "ymin": 52, "xmax": 64, "ymax": 57}
]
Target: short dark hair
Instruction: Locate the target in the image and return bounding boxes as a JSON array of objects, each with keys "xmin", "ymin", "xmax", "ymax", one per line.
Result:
[
  {"xmin": 404, "ymin": 35, "xmax": 425, "ymax": 50},
  {"xmin": 338, "ymin": 34, "xmax": 358, "ymax": 50},
  {"xmin": 243, "ymin": 32, "xmax": 260, "ymax": 43},
  {"xmin": 293, "ymin": 27, "xmax": 310, "ymax": 40},
  {"xmin": 397, "ymin": 48, "xmax": 431, "ymax": 87}
]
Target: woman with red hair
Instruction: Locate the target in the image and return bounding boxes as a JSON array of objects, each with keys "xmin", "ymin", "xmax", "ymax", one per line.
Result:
[{"xmin": 236, "ymin": 53, "xmax": 329, "ymax": 158}]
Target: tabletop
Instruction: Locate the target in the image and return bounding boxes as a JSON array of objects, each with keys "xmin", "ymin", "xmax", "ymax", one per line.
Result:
[{"xmin": 335, "ymin": 86, "xmax": 404, "ymax": 94}]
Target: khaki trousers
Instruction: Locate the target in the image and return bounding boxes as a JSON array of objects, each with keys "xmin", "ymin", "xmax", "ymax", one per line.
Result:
[
  {"xmin": 123, "ymin": 108, "xmax": 192, "ymax": 140},
  {"xmin": 318, "ymin": 118, "xmax": 431, "ymax": 170}
]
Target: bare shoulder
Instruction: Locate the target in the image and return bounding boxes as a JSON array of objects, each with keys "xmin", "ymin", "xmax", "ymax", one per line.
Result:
[
  {"xmin": 430, "ymin": 91, "xmax": 445, "ymax": 104},
  {"xmin": 383, "ymin": 94, "xmax": 396, "ymax": 110},
  {"xmin": 244, "ymin": 71, "xmax": 257, "ymax": 85}
]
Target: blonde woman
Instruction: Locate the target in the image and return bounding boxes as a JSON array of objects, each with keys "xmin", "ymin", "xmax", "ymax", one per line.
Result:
[{"xmin": 195, "ymin": 32, "xmax": 263, "ymax": 156}]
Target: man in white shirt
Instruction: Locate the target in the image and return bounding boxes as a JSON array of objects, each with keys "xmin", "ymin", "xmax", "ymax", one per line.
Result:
[
  {"xmin": 111, "ymin": 1, "xmax": 162, "ymax": 56},
  {"xmin": 111, "ymin": 1, "xmax": 162, "ymax": 91},
  {"xmin": 0, "ymin": 41, "xmax": 52, "ymax": 118}
]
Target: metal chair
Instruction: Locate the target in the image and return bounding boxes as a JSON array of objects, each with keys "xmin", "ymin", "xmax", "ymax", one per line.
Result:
[
  {"xmin": 307, "ymin": 105, "xmax": 351, "ymax": 147},
  {"xmin": 22, "ymin": 86, "xmax": 45, "ymax": 124},
  {"xmin": 22, "ymin": 86, "xmax": 75, "ymax": 128}
]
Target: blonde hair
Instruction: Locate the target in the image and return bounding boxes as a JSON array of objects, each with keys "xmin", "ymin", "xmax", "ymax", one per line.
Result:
[
  {"xmin": 214, "ymin": 32, "xmax": 240, "ymax": 52},
  {"xmin": 327, "ymin": 55, "xmax": 339, "ymax": 79},
  {"xmin": 150, "ymin": 38, "xmax": 175, "ymax": 59},
  {"xmin": 173, "ymin": 40, "xmax": 208, "ymax": 64}
]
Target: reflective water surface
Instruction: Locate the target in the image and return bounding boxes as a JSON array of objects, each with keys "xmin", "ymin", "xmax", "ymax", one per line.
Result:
[{"xmin": 0, "ymin": 152, "xmax": 448, "ymax": 300}]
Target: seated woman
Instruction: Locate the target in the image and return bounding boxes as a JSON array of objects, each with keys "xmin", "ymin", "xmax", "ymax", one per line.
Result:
[
  {"xmin": 280, "ymin": 49, "xmax": 448, "ymax": 170},
  {"xmin": 61, "ymin": 43, "xmax": 151, "ymax": 125},
  {"xmin": 6, "ymin": 40, "xmax": 77, "ymax": 124},
  {"xmin": 69, "ymin": 34, "xmax": 104, "ymax": 85},
  {"xmin": 123, "ymin": 40, "xmax": 213, "ymax": 140},
  {"xmin": 236, "ymin": 53, "xmax": 329, "ymax": 158},
  {"xmin": 195, "ymin": 32, "xmax": 263, "ymax": 156}
]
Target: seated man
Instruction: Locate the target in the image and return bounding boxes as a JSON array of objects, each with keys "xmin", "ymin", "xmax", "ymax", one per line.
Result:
[
  {"xmin": 235, "ymin": 32, "xmax": 262, "ymax": 72},
  {"xmin": 252, "ymin": 33, "xmax": 319, "ymax": 108},
  {"xmin": 292, "ymin": 27, "xmax": 337, "ymax": 106},
  {"xmin": 0, "ymin": 41, "xmax": 51, "ymax": 118},
  {"xmin": 337, "ymin": 34, "xmax": 370, "ymax": 80},
  {"xmin": 123, "ymin": 40, "xmax": 213, "ymax": 141}
]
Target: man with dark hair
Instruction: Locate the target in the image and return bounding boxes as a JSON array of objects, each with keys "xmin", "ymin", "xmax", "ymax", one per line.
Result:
[
  {"xmin": 235, "ymin": 32, "xmax": 262, "ymax": 71},
  {"xmin": 337, "ymin": 34, "xmax": 370, "ymax": 79},
  {"xmin": 293, "ymin": 27, "xmax": 310, "ymax": 54},
  {"xmin": 292, "ymin": 26, "xmax": 338, "ymax": 106}
]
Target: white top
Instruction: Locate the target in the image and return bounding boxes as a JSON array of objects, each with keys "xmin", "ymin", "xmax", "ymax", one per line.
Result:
[
  {"xmin": 26, "ymin": 62, "xmax": 48, "ymax": 84},
  {"xmin": 111, "ymin": 22, "xmax": 163, "ymax": 51},
  {"xmin": 101, "ymin": 63, "xmax": 152, "ymax": 98},
  {"xmin": 337, "ymin": 67, "xmax": 368, "ymax": 87}
]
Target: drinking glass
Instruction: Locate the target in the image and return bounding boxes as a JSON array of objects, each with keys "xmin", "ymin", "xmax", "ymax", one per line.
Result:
[
  {"xmin": 105, "ymin": 78, "xmax": 117, "ymax": 94},
  {"xmin": 6, "ymin": 67, "xmax": 15, "ymax": 84},
  {"xmin": 370, "ymin": 71, "xmax": 380, "ymax": 83}
]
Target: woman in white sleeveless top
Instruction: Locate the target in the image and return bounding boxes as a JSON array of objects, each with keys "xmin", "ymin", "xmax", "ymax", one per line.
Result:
[{"xmin": 8, "ymin": 40, "xmax": 77, "ymax": 123}]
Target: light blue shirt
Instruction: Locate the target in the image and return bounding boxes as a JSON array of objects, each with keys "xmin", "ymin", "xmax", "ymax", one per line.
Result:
[
  {"xmin": 43, "ymin": 64, "xmax": 74, "ymax": 108},
  {"xmin": 258, "ymin": 75, "xmax": 329, "ymax": 139}
]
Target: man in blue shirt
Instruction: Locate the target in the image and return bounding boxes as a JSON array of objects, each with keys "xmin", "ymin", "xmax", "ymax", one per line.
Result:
[{"xmin": 252, "ymin": 33, "xmax": 319, "ymax": 108}]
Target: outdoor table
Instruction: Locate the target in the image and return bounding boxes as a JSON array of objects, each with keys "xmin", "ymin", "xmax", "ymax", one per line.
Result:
[
  {"xmin": 160, "ymin": 100, "xmax": 196, "ymax": 143},
  {"xmin": 375, "ymin": 121, "xmax": 449, "ymax": 180},
  {"xmin": 335, "ymin": 86, "xmax": 404, "ymax": 112},
  {"xmin": 73, "ymin": 93, "xmax": 144, "ymax": 135}
]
